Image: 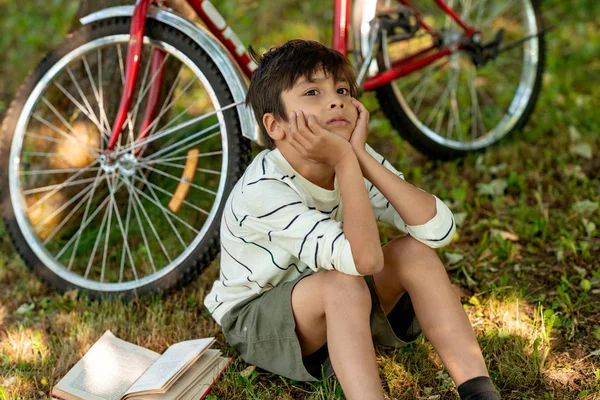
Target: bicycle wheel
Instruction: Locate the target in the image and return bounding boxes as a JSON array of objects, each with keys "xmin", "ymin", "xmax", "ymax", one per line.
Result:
[
  {"xmin": 0, "ymin": 17, "xmax": 251, "ymax": 297},
  {"xmin": 376, "ymin": 0, "xmax": 545, "ymax": 159}
]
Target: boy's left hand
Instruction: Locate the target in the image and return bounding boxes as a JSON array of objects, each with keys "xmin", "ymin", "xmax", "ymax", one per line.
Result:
[{"xmin": 349, "ymin": 98, "xmax": 369, "ymax": 153}]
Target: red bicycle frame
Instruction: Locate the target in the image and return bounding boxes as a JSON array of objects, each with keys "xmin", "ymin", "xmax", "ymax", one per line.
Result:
[{"xmin": 105, "ymin": 0, "xmax": 476, "ymax": 154}]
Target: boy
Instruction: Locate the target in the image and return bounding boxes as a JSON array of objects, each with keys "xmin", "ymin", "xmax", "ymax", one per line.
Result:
[{"xmin": 204, "ymin": 40, "xmax": 500, "ymax": 400}]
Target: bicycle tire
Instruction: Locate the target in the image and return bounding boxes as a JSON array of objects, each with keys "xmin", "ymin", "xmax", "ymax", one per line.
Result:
[
  {"xmin": 375, "ymin": 0, "xmax": 546, "ymax": 160},
  {"xmin": 0, "ymin": 17, "xmax": 251, "ymax": 298}
]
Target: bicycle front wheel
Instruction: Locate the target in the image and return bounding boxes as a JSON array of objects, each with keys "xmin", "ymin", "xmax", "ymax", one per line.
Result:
[
  {"xmin": 0, "ymin": 17, "xmax": 251, "ymax": 297},
  {"xmin": 376, "ymin": 0, "xmax": 545, "ymax": 159}
]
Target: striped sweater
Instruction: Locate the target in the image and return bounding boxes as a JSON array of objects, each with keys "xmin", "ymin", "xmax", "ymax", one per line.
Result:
[{"xmin": 204, "ymin": 144, "xmax": 455, "ymax": 324}]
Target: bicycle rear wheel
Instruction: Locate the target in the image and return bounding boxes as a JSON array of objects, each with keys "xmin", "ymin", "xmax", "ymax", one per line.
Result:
[
  {"xmin": 376, "ymin": 0, "xmax": 545, "ymax": 159},
  {"xmin": 0, "ymin": 17, "xmax": 251, "ymax": 297}
]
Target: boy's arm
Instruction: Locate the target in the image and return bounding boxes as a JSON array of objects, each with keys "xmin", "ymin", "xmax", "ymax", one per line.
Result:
[
  {"xmin": 348, "ymin": 99, "xmax": 454, "ymax": 247},
  {"xmin": 355, "ymin": 149, "xmax": 436, "ymax": 225},
  {"xmin": 334, "ymin": 151, "xmax": 384, "ymax": 275},
  {"xmin": 287, "ymin": 111, "xmax": 383, "ymax": 275}
]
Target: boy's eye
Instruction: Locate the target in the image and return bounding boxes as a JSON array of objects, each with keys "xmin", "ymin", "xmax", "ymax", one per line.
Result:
[
  {"xmin": 305, "ymin": 89, "xmax": 318, "ymax": 96},
  {"xmin": 337, "ymin": 87, "xmax": 349, "ymax": 95}
]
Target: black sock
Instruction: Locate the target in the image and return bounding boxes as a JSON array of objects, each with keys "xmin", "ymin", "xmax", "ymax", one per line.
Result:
[{"xmin": 457, "ymin": 376, "xmax": 501, "ymax": 400}]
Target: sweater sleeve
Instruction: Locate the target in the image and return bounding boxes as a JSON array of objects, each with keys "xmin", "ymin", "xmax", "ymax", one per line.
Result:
[
  {"xmin": 232, "ymin": 180, "xmax": 362, "ymax": 276},
  {"xmin": 365, "ymin": 144, "xmax": 455, "ymax": 248}
]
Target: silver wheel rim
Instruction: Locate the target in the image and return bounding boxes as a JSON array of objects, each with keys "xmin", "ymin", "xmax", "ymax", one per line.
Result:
[
  {"xmin": 380, "ymin": 0, "xmax": 541, "ymax": 151},
  {"xmin": 10, "ymin": 34, "xmax": 231, "ymax": 292}
]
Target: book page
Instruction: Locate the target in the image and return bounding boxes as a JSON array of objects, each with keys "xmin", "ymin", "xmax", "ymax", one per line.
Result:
[
  {"xmin": 149, "ymin": 350, "xmax": 221, "ymax": 400},
  {"xmin": 124, "ymin": 337, "xmax": 214, "ymax": 396},
  {"xmin": 181, "ymin": 357, "xmax": 231, "ymax": 400},
  {"xmin": 52, "ymin": 331, "xmax": 160, "ymax": 400}
]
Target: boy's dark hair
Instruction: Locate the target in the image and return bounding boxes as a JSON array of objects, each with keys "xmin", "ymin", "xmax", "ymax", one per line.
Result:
[{"xmin": 246, "ymin": 40, "xmax": 359, "ymax": 149}]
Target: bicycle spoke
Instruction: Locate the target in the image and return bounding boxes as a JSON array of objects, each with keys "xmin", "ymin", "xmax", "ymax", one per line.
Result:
[
  {"xmin": 132, "ymin": 174, "xmax": 210, "ymax": 216},
  {"xmin": 120, "ymin": 188, "xmax": 134, "ymax": 282},
  {"xmin": 132, "ymin": 51, "xmax": 171, "ymax": 131},
  {"xmin": 40, "ymin": 96, "xmax": 101, "ymax": 154},
  {"xmin": 100, "ymin": 172, "xmax": 116, "ymax": 282},
  {"xmin": 43, "ymin": 170, "xmax": 103, "ymax": 245},
  {"xmin": 479, "ymin": 0, "xmax": 519, "ymax": 29},
  {"xmin": 67, "ymin": 172, "xmax": 107, "ymax": 269},
  {"xmin": 145, "ymin": 150, "xmax": 222, "ymax": 164},
  {"xmin": 32, "ymin": 111, "xmax": 100, "ymax": 156},
  {"xmin": 105, "ymin": 172, "xmax": 138, "ymax": 281},
  {"xmin": 130, "ymin": 181, "xmax": 199, "ymax": 234},
  {"xmin": 405, "ymin": 58, "xmax": 449, "ymax": 105},
  {"xmin": 24, "ymin": 151, "xmax": 69, "ymax": 158},
  {"xmin": 449, "ymin": 67, "xmax": 463, "ymax": 140},
  {"xmin": 125, "ymin": 175, "xmax": 172, "ymax": 265},
  {"xmin": 141, "ymin": 159, "xmax": 221, "ymax": 175},
  {"xmin": 127, "ymin": 46, "xmax": 154, "ymax": 134},
  {"xmin": 127, "ymin": 183, "xmax": 157, "ymax": 274},
  {"xmin": 114, "ymin": 101, "xmax": 236, "ymax": 157},
  {"xmin": 156, "ymin": 91, "xmax": 209, "ymax": 137},
  {"xmin": 26, "ymin": 160, "xmax": 99, "ymax": 211},
  {"xmin": 98, "ymin": 48, "xmax": 106, "ymax": 149},
  {"xmin": 425, "ymin": 84, "xmax": 450, "ymax": 128},
  {"xmin": 82, "ymin": 55, "xmax": 112, "ymax": 133},
  {"xmin": 144, "ymin": 67, "xmax": 186, "ymax": 138},
  {"xmin": 135, "ymin": 169, "xmax": 187, "ymax": 249},
  {"xmin": 66, "ymin": 66, "xmax": 104, "ymax": 133},
  {"xmin": 143, "ymin": 127, "xmax": 221, "ymax": 163},
  {"xmin": 83, "ymin": 193, "xmax": 110, "ymax": 279},
  {"xmin": 117, "ymin": 44, "xmax": 126, "ymax": 85},
  {"xmin": 33, "ymin": 177, "xmax": 97, "ymax": 231},
  {"xmin": 21, "ymin": 166, "xmax": 101, "ymax": 176},
  {"xmin": 55, "ymin": 178, "xmax": 122, "ymax": 262},
  {"xmin": 23, "ymin": 177, "xmax": 97, "ymax": 196},
  {"xmin": 139, "ymin": 163, "xmax": 217, "ymax": 197},
  {"xmin": 468, "ymin": 67, "xmax": 486, "ymax": 139},
  {"xmin": 53, "ymin": 81, "xmax": 106, "ymax": 138}
]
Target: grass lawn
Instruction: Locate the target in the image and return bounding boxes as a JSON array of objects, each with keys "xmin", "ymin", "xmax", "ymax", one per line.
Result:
[{"xmin": 1, "ymin": 1, "xmax": 599, "ymax": 399}]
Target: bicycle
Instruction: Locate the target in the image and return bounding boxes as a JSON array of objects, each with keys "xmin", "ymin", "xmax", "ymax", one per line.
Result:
[{"xmin": 0, "ymin": 0, "xmax": 547, "ymax": 297}]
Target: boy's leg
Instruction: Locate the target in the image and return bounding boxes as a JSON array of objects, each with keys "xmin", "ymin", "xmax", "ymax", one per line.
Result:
[
  {"xmin": 373, "ymin": 235, "xmax": 489, "ymax": 386},
  {"xmin": 291, "ymin": 270, "xmax": 385, "ymax": 400}
]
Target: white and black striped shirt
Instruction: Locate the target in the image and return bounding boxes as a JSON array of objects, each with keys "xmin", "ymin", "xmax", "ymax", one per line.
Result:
[{"xmin": 204, "ymin": 144, "xmax": 455, "ymax": 324}]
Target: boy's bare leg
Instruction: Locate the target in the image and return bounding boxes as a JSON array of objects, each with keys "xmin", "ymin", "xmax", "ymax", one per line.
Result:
[
  {"xmin": 373, "ymin": 235, "xmax": 489, "ymax": 386},
  {"xmin": 291, "ymin": 270, "xmax": 385, "ymax": 400}
]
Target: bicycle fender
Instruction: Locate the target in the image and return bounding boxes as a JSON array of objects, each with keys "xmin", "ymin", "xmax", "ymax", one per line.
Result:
[
  {"xmin": 80, "ymin": 5, "xmax": 263, "ymax": 146},
  {"xmin": 351, "ymin": 0, "xmax": 380, "ymax": 75}
]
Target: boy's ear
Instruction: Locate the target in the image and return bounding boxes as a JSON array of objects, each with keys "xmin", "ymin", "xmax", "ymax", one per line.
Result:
[{"xmin": 263, "ymin": 113, "xmax": 286, "ymax": 141}]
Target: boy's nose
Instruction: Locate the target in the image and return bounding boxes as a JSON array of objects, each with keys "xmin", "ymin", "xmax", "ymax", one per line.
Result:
[{"xmin": 329, "ymin": 101, "xmax": 344, "ymax": 109}]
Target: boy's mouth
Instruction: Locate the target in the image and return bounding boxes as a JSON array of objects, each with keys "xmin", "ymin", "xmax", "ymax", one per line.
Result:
[{"xmin": 326, "ymin": 116, "xmax": 350, "ymax": 126}]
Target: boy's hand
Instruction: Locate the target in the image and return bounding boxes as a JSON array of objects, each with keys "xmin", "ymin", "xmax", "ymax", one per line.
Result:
[
  {"xmin": 349, "ymin": 98, "xmax": 369, "ymax": 153},
  {"xmin": 286, "ymin": 110, "xmax": 353, "ymax": 166}
]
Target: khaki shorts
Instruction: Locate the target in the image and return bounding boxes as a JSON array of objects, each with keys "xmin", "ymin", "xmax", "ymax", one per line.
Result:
[{"xmin": 220, "ymin": 270, "xmax": 421, "ymax": 382}]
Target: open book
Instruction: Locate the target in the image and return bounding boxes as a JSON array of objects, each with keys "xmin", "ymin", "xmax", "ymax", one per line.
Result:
[{"xmin": 51, "ymin": 330, "xmax": 231, "ymax": 400}]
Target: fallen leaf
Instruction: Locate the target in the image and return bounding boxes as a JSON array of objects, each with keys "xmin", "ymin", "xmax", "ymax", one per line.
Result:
[
  {"xmin": 491, "ymin": 229, "xmax": 519, "ymax": 241},
  {"xmin": 569, "ymin": 142, "xmax": 592, "ymax": 160},
  {"xmin": 16, "ymin": 303, "xmax": 35, "ymax": 315},
  {"xmin": 444, "ymin": 252, "xmax": 464, "ymax": 265},
  {"xmin": 572, "ymin": 200, "xmax": 598, "ymax": 217},
  {"xmin": 477, "ymin": 179, "xmax": 508, "ymax": 197},
  {"xmin": 240, "ymin": 365, "xmax": 256, "ymax": 378},
  {"xmin": 454, "ymin": 212, "xmax": 467, "ymax": 227},
  {"xmin": 568, "ymin": 125, "xmax": 581, "ymax": 141},
  {"xmin": 582, "ymin": 218, "xmax": 596, "ymax": 236},
  {"xmin": 489, "ymin": 163, "xmax": 507, "ymax": 175}
]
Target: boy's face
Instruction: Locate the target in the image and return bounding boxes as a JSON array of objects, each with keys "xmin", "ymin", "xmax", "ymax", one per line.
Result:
[{"xmin": 279, "ymin": 69, "xmax": 358, "ymax": 141}]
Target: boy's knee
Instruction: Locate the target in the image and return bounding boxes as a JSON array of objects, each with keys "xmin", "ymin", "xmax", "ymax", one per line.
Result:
[
  {"xmin": 386, "ymin": 235, "xmax": 438, "ymax": 262},
  {"xmin": 320, "ymin": 270, "xmax": 371, "ymax": 309}
]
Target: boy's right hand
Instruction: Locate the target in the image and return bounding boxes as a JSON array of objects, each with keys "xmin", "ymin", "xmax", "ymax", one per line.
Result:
[{"xmin": 286, "ymin": 110, "xmax": 353, "ymax": 166}]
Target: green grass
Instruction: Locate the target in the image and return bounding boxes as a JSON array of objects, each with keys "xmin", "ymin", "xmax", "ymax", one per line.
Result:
[{"xmin": 1, "ymin": 1, "xmax": 599, "ymax": 399}]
